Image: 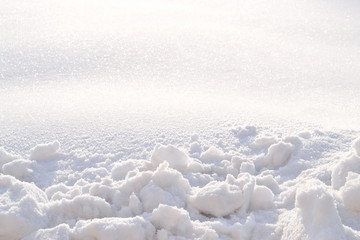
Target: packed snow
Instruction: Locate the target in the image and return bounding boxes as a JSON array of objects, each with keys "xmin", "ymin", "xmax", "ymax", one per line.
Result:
[{"xmin": 1, "ymin": 0, "xmax": 360, "ymax": 239}]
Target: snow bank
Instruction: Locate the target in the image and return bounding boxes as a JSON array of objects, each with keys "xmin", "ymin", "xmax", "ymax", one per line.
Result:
[{"xmin": 30, "ymin": 141, "xmax": 60, "ymax": 161}]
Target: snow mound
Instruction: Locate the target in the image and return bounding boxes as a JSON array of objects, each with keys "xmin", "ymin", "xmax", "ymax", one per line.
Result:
[
  {"xmin": 0, "ymin": 175, "xmax": 49, "ymax": 240},
  {"xmin": 111, "ymin": 160, "xmax": 138, "ymax": 181},
  {"xmin": 151, "ymin": 144, "xmax": 190, "ymax": 172},
  {"xmin": 340, "ymin": 172, "xmax": 360, "ymax": 212},
  {"xmin": 71, "ymin": 217, "xmax": 155, "ymax": 240},
  {"xmin": 332, "ymin": 141, "xmax": 360, "ymax": 190},
  {"xmin": 190, "ymin": 174, "xmax": 255, "ymax": 217},
  {"xmin": 140, "ymin": 162, "xmax": 191, "ymax": 212},
  {"xmin": 352, "ymin": 137, "xmax": 360, "ymax": 156},
  {"xmin": 0, "ymin": 147, "xmax": 18, "ymax": 165},
  {"xmin": 250, "ymin": 185, "xmax": 274, "ymax": 210},
  {"xmin": 250, "ymin": 136, "xmax": 278, "ymax": 150},
  {"xmin": 30, "ymin": 141, "xmax": 60, "ymax": 161},
  {"xmin": 151, "ymin": 204, "xmax": 193, "ymax": 238},
  {"xmin": 2, "ymin": 159, "xmax": 33, "ymax": 180},
  {"xmin": 257, "ymin": 141, "xmax": 295, "ymax": 169},
  {"xmin": 200, "ymin": 146, "xmax": 229, "ymax": 163},
  {"xmin": 282, "ymin": 180, "xmax": 346, "ymax": 240},
  {"xmin": 47, "ymin": 195, "xmax": 114, "ymax": 225},
  {"xmin": 23, "ymin": 224, "xmax": 71, "ymax": 240},
  {"xmin": 231, "ymin": 125, "xmax": 256, "ymax": 138}
]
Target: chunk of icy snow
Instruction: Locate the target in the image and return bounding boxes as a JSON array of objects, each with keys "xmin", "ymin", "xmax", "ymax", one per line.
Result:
[
  {"xmin": 190, "ymin": 174, "xmax": 255, "ymax": 217},
  {"xmin": 22, "ymin": 224, "xmax": 71, "ymax": 240},
  {"xmin": 2, "ymin": 159, "xmax": 33, "ymax": 180},
  {"xmin": 283, "ymin": 180, "xmax": 346, "ymax": 240},
  {"xmin": 0, "ymin": 147, "xmax": 18, "ymax": 165},
  {"xmin": 71, "ymin": 216, "xmax": 155, "ymax": 240},
  {"xmin": 151, "ymin": 144, "xmax": 190, "ymax": 172},
  {"xmin": 231, "ymin": 126, "xmax": 256, "ymax": 138},
  {"xmin": 0, "ymin": 175, "xmax": 48, "ymax": 240},
  {"xmin": 340, "ymin": 172, "xmax": 360, "ymax": 212},
  {"xmin": 332, "ymin": 154, "xmax": 360, "ymax": 190},
  {"xmin": 30, "ymin": 141, "xmax": 60, "ymax": 161},
  {"xmin": 140, "ymin": 162, "xmax": 190, "ymax": 212},
  {"xmin": 257, "ymin": 141, "xmax": 294, "ymax": 169},
  {"xmin": 352, "ymin": 137, "xmax": 360, "ymax": 156},
  {"xmin": 111, "ymin": 160, "xmax": 137, "ymax": 181},
  {"xmin": 250, "ymin": 185, "xmax": 274, "ymax": 210},
  {"xmin": 151, "ymin": 204, "xmax": 193, "ymax": 237},
  {"xmin": 47, "ymin": 195, "xmax": 113, "ymax": 225},
  {"xmin": 200, "ymin": 146, "xmax": 228, "ymax": 163}
]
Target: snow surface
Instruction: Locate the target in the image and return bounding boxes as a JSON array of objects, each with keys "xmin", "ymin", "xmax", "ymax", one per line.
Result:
[{"xmin": 1, "ymin": 0, "xmax": 360, "ymax": 239}]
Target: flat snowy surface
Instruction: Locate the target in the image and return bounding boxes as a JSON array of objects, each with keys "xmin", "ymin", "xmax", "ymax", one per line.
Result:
[{"xmin": 1, "ymin": 0, "xmax": 360, "ymax": 239}]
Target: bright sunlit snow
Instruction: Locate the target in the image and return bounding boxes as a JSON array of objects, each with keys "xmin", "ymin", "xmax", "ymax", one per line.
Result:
[{"xmin": 1, "ymin": 0, "xmax": 360, "ymax": 239}]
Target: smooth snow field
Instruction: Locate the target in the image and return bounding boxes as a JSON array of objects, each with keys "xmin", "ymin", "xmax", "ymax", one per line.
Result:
[{"xmin": 1, "ymin": 0, "xmax": 360, "ymax": 239}]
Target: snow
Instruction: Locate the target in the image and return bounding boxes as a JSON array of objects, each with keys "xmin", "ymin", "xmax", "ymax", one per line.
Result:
[
  {"xmin": 0, "ymin": 175, "xmax": 48, "ymax": 240},
  {"xmin": 1, "ymin": 0, "xmax": 360, "ymax": 239},
  {"xmin": 71, "ymin": 217, "xmax": 155, "ymax": 240},
  {"xmin": 282, "ymin": 180, "xmax": 346, "ymax": 240},
  {"xmin": 29, "ymin": 141, "xmax": 61, "ymax": 161},
  {"xmin": 260, "ymin": 141, "xmax": 295, "ymax": 169},
  {"xmin": 200, "ymin": 146, "xmax": 229, "ymax": 163},
  {"xmin": 1, "ymin": 133, "xmax": 360, "ymax": 239},
  {"xmin": 340, "ymin": 172, "xmax": 360, "ymax": 212},
  {"xmin": 151, "ymin": 145, "xmax": 191, "ymax": 173},
  {"xmin": 190, "ymin": 174, "xmax": 255, "ymax": 217}
]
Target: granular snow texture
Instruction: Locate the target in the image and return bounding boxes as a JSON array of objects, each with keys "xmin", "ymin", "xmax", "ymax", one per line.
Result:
[
  {"xmin": 1, "ymin": 127, "xmax": 360, "ymax": 240},
  {"xmin": 1, "ymin": 0, "xmax": 360, "ymax": 239}
]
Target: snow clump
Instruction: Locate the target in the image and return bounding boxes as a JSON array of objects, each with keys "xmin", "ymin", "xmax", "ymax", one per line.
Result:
[
  {"xmin": 151, "ymin": 144, "xmax": 190, "ymax": 173},
  {"xmin": 0, "ymin": 175, "xmax": 49, "ymax": 240},
  {"xmin": 30, "ymin": 141, "xmax": 60, "ymax": 161},
  {"xmin": 190, "ymin": 174, "xmax": 255, "ymax": 217}
]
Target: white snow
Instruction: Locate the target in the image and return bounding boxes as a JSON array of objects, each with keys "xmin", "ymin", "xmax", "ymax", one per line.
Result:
[
  {"xmin": 340, "ymin": 172, "xmax": 360, "ymax": 212},
  {"xmin": 0, "ymin": 175, "xmax": 48, "ymax": 240},
  {"xmin": 0, "ymin": 132, "xmax": 360, "ymax": 239},
  {"xmin": 151, "ymin": 145, "xmax": 190, "ymax": 173},
  {"xmin": 30, "ymin": 141, "xmax": 60, "ymax": 161},
  {"xmin": 1, "ymin": 0, "xmax": 360, "ymax": 239},
  {"xmin": 282, "ymin": 180, "xmax": 347, "ymax": 240},
  {"xmin": 190, "ymin": 174, "xmax": 255, "ymax": 217}
]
